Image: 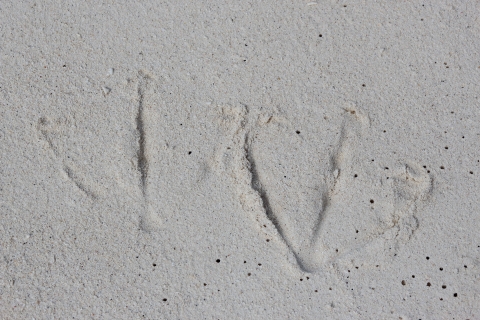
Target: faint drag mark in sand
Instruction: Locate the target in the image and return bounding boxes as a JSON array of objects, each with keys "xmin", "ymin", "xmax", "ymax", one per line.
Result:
[
  {"xmin": 37, "ymin": 117, "xmax": 99, "ymax": 199},
  {"xmin": 333, "ymin": 161, "xmax": 434, "ymax": 266},
  {"xmin": 387, "ymin": 162, "xmax": 433, "ymax": 243},
  {"xmin": 134, "ymin": 71, "xmax": 162, "ymax": 232},
  {"xmin": 213, "ymin": 104, "xmax": 368, "ymax": 272}
]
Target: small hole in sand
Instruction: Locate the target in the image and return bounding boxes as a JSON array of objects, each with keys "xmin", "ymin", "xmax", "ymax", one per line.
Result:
[
  {"xmin": 296, "ymin": 130, "xmax": 300, "ymax": 134},
  {"xmin": 442, "ymin": 285, "xmax": 446, "ymax": 289},
  {"xmin": 470, "ymin": 171, "xmax": 473, "ymax": 174},
  {"xmin": 216, "ymin": 259, "xmax": 220, "ymax": 263},
  {"xmin": 444, "ymin": 147, "xmax": 448, "ymax": 150},
  {"xmin": 412, "ymin": 275, "xmax": 415, "ymax": 278},
  {"xmin": 354, "ymin": 174, "xmax": 358, "ymax": 178},
  {"xmin": 427, "ymin": 282, "xmax": 431, "ymax": 286},
  {"xmin": 440, "ymin": 166, "xmax": 445, "ymax": 169},
  {"xmin": 370, "ymin": 199, "xmax": 374, "ymax": 203},
  {"xmin": 362, "ymin": 84, "xmax": 366, "ymax": 87},
  {"xmin": 426, "ymin": 256, "xmax": 430, "ymax": 260},
  {"xmin": 163, "ymin": 298, "xmax": 167, "ymax": 302},
  {"xmin": 319, "ymin": 34, "xmax": 323, "ymax": 37},
  {"xmin": 401, "ymin": 280, "xmax": 406, "ymax": 285},
  {"xmin": 188, "ymin": 151, "xmax": 192, "ymax": 155},
  {"xmin": 453, "ymin": 293, "xmax": 457, "ymax": 297},
  {"xmin": 439, "ymin": 267, "xmax": 443, "ymax": 271},
  {"xmin": 153, "ymin": 263, "xmax": 156, "ymax": 267},
  {"xmin": 248, "ymin": 273, "xmax": 251, "ymax": 276}
]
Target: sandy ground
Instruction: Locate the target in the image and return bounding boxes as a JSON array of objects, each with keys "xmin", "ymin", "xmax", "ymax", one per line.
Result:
[{"xmin": 1, "ymin": 1, "xmax": 480, "ymax": 319}]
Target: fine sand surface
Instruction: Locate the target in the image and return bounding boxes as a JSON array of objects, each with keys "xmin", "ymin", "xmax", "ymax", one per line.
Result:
[{"xmin": 1, "ymin": 1, "xmax": 480, "ymax": 319}]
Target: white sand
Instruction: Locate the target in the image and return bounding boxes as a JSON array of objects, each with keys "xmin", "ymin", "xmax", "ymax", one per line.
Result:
[{"xmin": 1, "ymin": 1, "xmax": 479, "ymax": 319}]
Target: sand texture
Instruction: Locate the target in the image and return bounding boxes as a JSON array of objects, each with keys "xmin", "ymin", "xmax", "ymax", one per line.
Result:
[{"xmin": 1, "ymin": 1, "xmax": 480, "ymax": 319}]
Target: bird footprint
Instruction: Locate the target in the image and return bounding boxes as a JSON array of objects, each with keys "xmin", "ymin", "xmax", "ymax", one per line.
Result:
[
  {"xmin": 214, "ymin": 104, "xmax": 367, "ymax": 272},
  {"xmin": 215, "ymin": 102, "xmax": 434, "ymax": 272}
]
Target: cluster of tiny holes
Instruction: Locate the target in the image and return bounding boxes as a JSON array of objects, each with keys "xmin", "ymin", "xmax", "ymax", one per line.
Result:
[{"xmin": 419, "ymin": 257, "xmax": 462, "ymax": 299}]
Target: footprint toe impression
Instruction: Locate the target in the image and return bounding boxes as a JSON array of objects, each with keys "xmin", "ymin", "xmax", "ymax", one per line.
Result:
[{"xmin": 37, "ymin": 116, "xmax": 101, "ymax": 199}]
